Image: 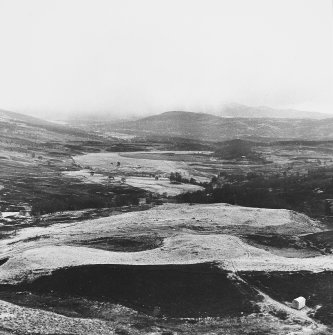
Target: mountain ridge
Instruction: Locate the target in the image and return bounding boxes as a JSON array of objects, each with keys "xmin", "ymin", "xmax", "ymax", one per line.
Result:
[
  {"xmin": 0, "ymin": 108, "xmax": 55, "ymax": 126},
  {"xmin": 110, "ymin": 110, "xmax": 333, "ymax": 142},
  {"xmin": 0, "ymin": 108, "xmax": 100, "ymax": 148}
]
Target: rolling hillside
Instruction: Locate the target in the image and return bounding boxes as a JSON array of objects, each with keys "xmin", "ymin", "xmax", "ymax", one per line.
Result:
[
  {"xmin": 0, "ymin": 108, "xmax": 104, "ymax": 152},
  {"xmin": 0, "ymin": 109, "xmax": 56, "ymax": 127},
  {"xmin": 110, "ymin": 111, "xmax": 333, "ymax": 141}
]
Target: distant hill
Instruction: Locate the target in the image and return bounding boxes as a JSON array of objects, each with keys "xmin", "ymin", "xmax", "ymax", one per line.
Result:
[
  {"xmin": 0, "ymin": 109, "xmax": 56, "ymax": 127},
  {"xmin": 67, "ymin": 103, "xmax": 331, "ymax": 122},
  {"xmin": 0, "ymin": 109, "xmax": 100, "ymax": 150},
  {"xmin": 109, "ymin": 111, "xmax": 333, "ymax": 142},
  {"xmin": 215, "ymin": 103, "xmax": 330, "ymax": 119}
]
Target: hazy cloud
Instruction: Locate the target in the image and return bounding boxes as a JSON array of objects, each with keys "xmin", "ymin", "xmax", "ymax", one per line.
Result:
[{"xmin": 0, "ymin": 0, "xmax": 332, "ymax": 119}]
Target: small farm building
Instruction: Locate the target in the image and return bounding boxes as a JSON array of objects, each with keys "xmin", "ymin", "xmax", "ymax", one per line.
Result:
[{"xmin": 292, "ymin": 296, "xmax": 306, "ymax": 310}]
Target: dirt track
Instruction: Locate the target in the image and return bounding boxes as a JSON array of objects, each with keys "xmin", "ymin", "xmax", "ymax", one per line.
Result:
[{"xmin": 0, "ymin": 203, "xmax": 332, "ymax": 334}]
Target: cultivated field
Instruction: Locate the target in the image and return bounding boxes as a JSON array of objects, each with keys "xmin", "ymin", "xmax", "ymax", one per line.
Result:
[
  {"xmin": 72, "ymin": 151, "xmax": 210, "ymax": 195},
  {"xmin": 3, "ymin": 110, "xmax": 333, "ymax": 334}
]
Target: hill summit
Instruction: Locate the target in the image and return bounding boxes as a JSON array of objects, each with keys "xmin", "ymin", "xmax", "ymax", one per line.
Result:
[{"xmin": 110, "ymin": 110, "xmax": 333, "ymax": 141}]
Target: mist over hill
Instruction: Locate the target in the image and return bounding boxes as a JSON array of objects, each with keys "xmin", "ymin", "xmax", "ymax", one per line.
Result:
[
  {"xmin": 64, "ymin": 103, "xmax": 330, "ymax": 122},
  {"xmin": 0, "ymin": 109, "xmax": 57, "ymax": 127},
  {"xmin": 215, "ymin": 103, "xmax": 329, "ymax": 119},
  {"xmin": 3, "ymin": 107, "xmax": 333, "ymax": 143},
  {"xmin": 109, "ymin": 110, "xmax": 333, "ymax": 142},
  {"xmin": 0, "ymin": 108, "xmax": 101, "ymax": 149}
]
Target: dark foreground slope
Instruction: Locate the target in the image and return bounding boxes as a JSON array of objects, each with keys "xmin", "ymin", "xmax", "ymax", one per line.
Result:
[
  {"xmin": 2, "ymin": 264, "xmax": 333, "ymax": 325},
  {"xmin": 6, "ymin": 264, "xmax": 258, "ymax": 318},
  {"xmin": 0, "ymin": 203, "xmax": 331, "ymax": 334}
]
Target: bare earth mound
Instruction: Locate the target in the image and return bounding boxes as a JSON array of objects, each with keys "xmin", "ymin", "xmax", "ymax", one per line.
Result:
[{"xmin": 0, "ymin": 203, "xmax": 331, "ymax": 334}]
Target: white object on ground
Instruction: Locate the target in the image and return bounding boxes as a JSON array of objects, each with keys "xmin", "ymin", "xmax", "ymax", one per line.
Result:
[{"xmin": 292, "ymin": 296, "xmax": 306, "ymax": 310}]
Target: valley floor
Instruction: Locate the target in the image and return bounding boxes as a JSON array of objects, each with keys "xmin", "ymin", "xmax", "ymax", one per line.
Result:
[{"xmin": 2, "ymin": 118, "xmax": 333, "ymax": 334}]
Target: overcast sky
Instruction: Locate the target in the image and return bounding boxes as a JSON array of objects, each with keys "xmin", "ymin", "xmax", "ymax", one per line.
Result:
[{"xmin": 0, "ymin": 0, "xmax": 332, "ymax": 119}]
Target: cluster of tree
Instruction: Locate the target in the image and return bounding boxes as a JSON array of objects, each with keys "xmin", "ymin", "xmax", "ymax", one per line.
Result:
[
  {"xmin": 31, "ymin": 193, "xmax": 143, "ymax": 215},
  {"xmin": 31, "ymin": 186, "xmax": 146, "ymax": 215},
  {"xmin": 176, "ymin": 171, "xmax": 333, "ymax": 217},
  {"xmin": 105, "ymin": 144, "xmax": 148, "ymax": 152},
  {"xmin": 169, "ymin": 172, "xmax": 183, "ymax": 183},
  {"xmin": 214, "ymin": 139, "xmax": 265, "ymax": 162},
  {"xmin": 169, "ymin": 172, "xmax": 199, "ymax": 185}
]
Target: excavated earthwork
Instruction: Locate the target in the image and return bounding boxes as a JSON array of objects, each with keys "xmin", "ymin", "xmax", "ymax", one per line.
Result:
[{"xmin": 0, "ymin": 263, "xmax": 261, "ymax": 318}]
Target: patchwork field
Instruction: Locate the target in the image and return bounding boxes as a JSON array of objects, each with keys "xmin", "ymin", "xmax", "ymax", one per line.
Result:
[
  {"xmin": 74, "ymin": 142, "xmax": 333, "ymax": 181},
  {"xmin": 74, "ymin": 151, "xmax": 202, "ymax": 178},
  {"xmin": 3, "ymin": 110, "xmax": 333, "ymax": 334}
]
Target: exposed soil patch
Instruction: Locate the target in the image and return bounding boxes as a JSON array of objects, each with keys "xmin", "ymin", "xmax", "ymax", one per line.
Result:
[
  {"xmin": 73, "ymin": 235, "xmax": 163, "ymax": 252},
  {"xmin": 10, "ymin": 263, "xmax": 260, "ymax": 318}
]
